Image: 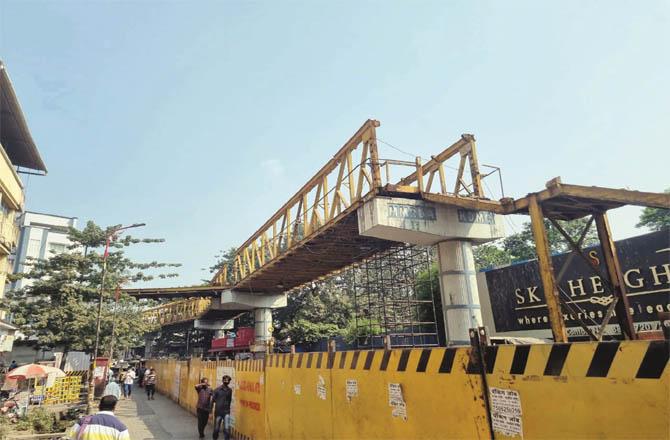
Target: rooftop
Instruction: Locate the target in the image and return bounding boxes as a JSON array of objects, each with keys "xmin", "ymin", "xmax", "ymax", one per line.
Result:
[{"xmin": 0, "ymin": 60, "xmax": 47, "ymax": 173}]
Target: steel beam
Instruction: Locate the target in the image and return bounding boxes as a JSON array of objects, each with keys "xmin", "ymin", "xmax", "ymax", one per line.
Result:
[
  {"xmin": 594, "ymin": 212, "xmax": 638, "ymax": 340},
  {"xmin": 528, "ymin": 195, "xmax": 568, "ymax": 342},
  {"xmin": 508, "ymin": 178, "xmax": 670, "ymax": 214}
]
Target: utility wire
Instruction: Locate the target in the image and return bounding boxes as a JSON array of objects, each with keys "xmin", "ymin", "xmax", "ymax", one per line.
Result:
[
  {"xmin": 377, "ymin": 138, "xmax": 460, "ymax": 171},
  {"xmin": 376, "ymin": 138, "xmax": 419, "ymax": 159}
]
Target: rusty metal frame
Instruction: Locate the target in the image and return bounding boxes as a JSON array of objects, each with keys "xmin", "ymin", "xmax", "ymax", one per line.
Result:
[
  {"xmin": 124, "ymin": 285, "xmax": 224, "ymax": 299},
  {"xmin": 502, "ymin": 177, "xmax": 669, "ymax": 218},
  {"xmin": 593, "ymin": 212, "xmax": 637, "ymax": 339},
  {"xmin": 504, "ymin": 178, "xmax": 670, "ymax": 342},
  {"xmin": 148, "ymin": 122, "xmax": 669, "ymax": 343},
  {"xmin": 547, "ymin": 217, "xmax": 621, "ymax": 340},
  {"xmin": 549, "ymin": 216, "xmax": 600, "ymax": 341},
  {"xmin": 212, "ymin": 123, "xmax": 491, "ymax": 289},
  {"xmin": 391, "ymin": 133, "xmax": 484, "ymax": 197},
  {"xmin": 144, "ymin": 298, "xmax": 212, "ymax": 327},
  {"xmin": 527, "ymin": 194, "xmax": 569, "ymax": 342},
  {"xmin": 211, "ymin": 119, "xmax": 383, "ymax": 286}
]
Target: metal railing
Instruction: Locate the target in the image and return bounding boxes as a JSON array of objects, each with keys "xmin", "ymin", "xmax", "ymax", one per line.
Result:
[
  {"xmin": 211, "ymin": 120, "xmax": 489, "ymax": 288},
  {"xmin": 144, "ymin": 298, "xmax": 212, "ymax": 326},
  {"xmin": 211, "ymin": 119, "xmax": 383, "ymax": 286}
]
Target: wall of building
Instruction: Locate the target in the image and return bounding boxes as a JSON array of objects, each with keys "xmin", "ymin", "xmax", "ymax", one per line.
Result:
[
  {"xmin": 0, "ymin": 61, "xmax": 48, "ymax": 354},
  {"xmin": 0, "ymin": 143, "xmax": 24, "ymax": 322},
  {"xmin": 10, "ymin": 211, "xmax": 77, "ymax": 291}
]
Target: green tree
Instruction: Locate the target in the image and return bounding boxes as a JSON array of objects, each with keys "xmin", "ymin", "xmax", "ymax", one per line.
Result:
[
  {"xmin": 208, "ymin": 246, "xmax": 238, "ymax": 281},
  {"xmin": 414, "ymin": 262, "xmax": 445, "ymax": 345},
  {"xmin": 6, "ymin": 221, "xmax": 181, "ymax": 358},
  {"xmin": 502, "ymin": 217, "xmax": 599, "ymax": 262},
  {"xmin": 636, "ymin": 188, "xmax": 670, "ymax": 231},
  {"xmin": 473, "ymin": 243, "xmax": 512, "ymax": 269},
  {"xmin": 343, "ymin": 317, "xmax": 383, "ymax": 344},
  {"xmin": 471, "ymin": 217, "xmax": 599, "ymax": 269},
  {"xmin": 274, "ymin": 278, "xmax": 353, "ymax": 345}
]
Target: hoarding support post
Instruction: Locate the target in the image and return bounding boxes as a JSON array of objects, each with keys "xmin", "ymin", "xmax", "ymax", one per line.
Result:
[
  {"xmin": 469, "ymin": 327, "xmax": 494, "ymax": 439},
  {"xmin": 528, "ymin": 195, "xmax": 568, "ymax": 342},
  {"xmin": 594, "ymin": 212, "xmax": 637, "ymax": 340}
]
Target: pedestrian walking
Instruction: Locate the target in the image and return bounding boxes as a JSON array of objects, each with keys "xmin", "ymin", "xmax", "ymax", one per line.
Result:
[
  {"xmin": 194, "ymin": 378, "xmax": 212, "ymax": 439},
  {"xmin": 144, "ymin": 368, "xmax": 157, "ymax": 400},
  {"xmin": 137, "ymin": 365, "xmax": 146, "ymax": 388},
  {"xmin": 67, "ymin": 395, "xmax": 130, "ymax": 439},
  {"xmin": 103, "ymin": 376, "xmax": 122, "ymax": 400},
  {"xmin": 211, "ymin": 375, "xmax": 233, "ymax": 440},
  {"xmin": 122, "ymin": 368, "xmax": 135, "ymax": 399}
]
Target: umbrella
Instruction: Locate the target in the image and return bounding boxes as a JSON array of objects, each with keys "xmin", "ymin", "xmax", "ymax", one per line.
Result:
[{"xmin": 7, "ymin": 364, "xmax": 66, "ymax": 380}]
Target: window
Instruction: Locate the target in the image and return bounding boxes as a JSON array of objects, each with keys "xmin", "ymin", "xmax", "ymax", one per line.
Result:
[
  {"xmin": 27, "ymin": 239, "xmax": 41, "ymax": 257},
  {"xmin": 48, "ymin": 243, "xmax": 67, "ymax": 254}
]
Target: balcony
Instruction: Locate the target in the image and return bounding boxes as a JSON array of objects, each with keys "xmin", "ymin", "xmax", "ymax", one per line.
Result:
[
  {"xmin": 0, "ymin": 212, "xmax": 18, "ymax": 254},
  {"xmin": 0, "ymin": 143, "xmax": 24, "ymax": 211}
]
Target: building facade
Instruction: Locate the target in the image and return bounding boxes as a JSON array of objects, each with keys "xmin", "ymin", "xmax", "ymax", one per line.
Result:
[
  {"xmin": 0, "ymin": 60, "xmax": 48, "ymax": 355},
  {"xmin": 10, "ymin": 212, "xmax": 77, "ymax": 291}
]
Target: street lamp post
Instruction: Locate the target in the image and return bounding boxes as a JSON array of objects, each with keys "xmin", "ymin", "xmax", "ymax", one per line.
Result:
[
  {"xmin": 107, "ymin": 285, "xmax": 121, "ymax": 367},
  {"xmin": 86, "ymin": 223, "xmax": 145, "ymax": 414}
]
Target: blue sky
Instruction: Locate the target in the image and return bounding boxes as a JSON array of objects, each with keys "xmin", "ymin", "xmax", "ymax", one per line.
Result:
[{"xmin": 2, "ymin": 1, "xmax": 668, "ymax": 287}]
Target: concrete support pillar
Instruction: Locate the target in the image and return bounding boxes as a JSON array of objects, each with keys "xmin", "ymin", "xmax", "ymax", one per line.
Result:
[
  {"xmin": 143, "ymin": 334, "xmax": 153, "ymax": 359},
  {"xmin": 254, "ymin": 307, "xmax": 273, "ymax": 346},
  {"xmin": 437, "ymin": 240, "xmax": 482, "ymax": 345}
]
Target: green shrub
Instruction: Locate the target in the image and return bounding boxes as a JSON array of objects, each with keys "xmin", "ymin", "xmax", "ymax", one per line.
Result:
[
  {"xmin": 27, "ymin": 407, "xmax": 56, "ymax": 433},
  {"xmin": 0, "ymin": 416, "xmax": 9, "ymax": 440},
  {"xmin": 343, "ymin": 317, "xmax": 383, "ymax": 344},
  {"xmin": 14, "ymin": 417, "xmax": 32, "ymax": 431}
]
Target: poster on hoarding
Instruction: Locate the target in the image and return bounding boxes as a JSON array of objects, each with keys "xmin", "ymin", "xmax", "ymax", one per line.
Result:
[
  {"xmin": 173, "ymin": 364, "xmax": 181, "ymax": 400},
  {"xmin": 481, "ymin": 229, "xmax": 670, "ymax": 338},
  {"xmin": 489, "ymin": 387, "xmax": 523, "ymax": 438}
]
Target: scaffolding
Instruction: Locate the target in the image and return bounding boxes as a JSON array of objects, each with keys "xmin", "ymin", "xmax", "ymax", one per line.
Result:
[{"xmin": 351, "ymin": 245, "xmax": 441, "ymax": 349}]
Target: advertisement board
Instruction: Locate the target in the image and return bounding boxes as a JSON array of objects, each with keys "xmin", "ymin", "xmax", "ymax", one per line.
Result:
[{"xmin": 480, "ymin": 229, "xmax": 669, "ymax": 339}]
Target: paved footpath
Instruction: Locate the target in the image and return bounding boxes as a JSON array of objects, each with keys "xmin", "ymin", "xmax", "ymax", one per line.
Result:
[{"xmin": 114, "ymin": 389, "xmax": 205, "ymax": 440}]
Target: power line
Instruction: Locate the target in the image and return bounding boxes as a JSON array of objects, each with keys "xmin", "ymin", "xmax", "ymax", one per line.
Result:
[
  {"xmin": 376, "ymin": 138, "xmax": 418, "ymax": 159},
  {"xmin": 379, "ymin": 137, "xmax": 520, "ymax": 235},
  {"xmin": 377, "ymin": 138, "xmax": 460, "ymax": 171}
]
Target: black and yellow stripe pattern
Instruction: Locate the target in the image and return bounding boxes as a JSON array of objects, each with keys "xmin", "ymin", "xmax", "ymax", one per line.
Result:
[
  {"xmin": 265, "ymin": 340, "xmax": 669, "ymax": 379},
  {"xmin": 266, "ymin": 347, "xmax": 475, "ymax": 374},
  {"xmin": 230, "ymin": 427, "xmax": 252, "ymax": 440},
  {"xmin": 485, "ymin": 340, "xmax": 668, "ymax": 379},
  {"xmin": 211, "ymin": 359, "xmax": 264, "ymax": 372}
]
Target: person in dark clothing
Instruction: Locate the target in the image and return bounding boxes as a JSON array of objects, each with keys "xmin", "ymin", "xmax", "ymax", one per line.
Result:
[
  {"xmin": 194, "ymin": 378, "xmax": 212, "ymax": 439},
  {"xmin": 8, "ymin": 360, "xmax": 17, "ymax": 371},
  {"xmin": 211, "ymin": 375, "xmax": 232, "ymax": 440},
  {"xmin": 137, "ymin": 365, "xmax": 146, "ymax": 388}
]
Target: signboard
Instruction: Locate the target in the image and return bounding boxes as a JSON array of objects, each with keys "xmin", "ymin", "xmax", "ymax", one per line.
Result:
[
  {"xmin": 194, "ymin": 319, "xmax": 235, "ymax": 330},
  {"xmin": 211, "ymin": 327, "xmax": 256, "ymax": 351},
  {"xmin": 457, "ymin": 209, "xmax": 496, "ymax": 225},
  {"xmin": 64, "ymin": 351, "xmax": 89, "ymax": 372},
  {"xmin": 0, "ymin": 334, "xmax": 14, "ymax": 352},
  {"xmin": 489, "ymin": 387, "xmax": 523, "ymax": 438},
  {"xmin": 388, "ymin": 204, "xmax": 436, "ymax": 221},
  {"xmin": 483, "ymin": 229, "xmax": 670, "ymax": 338}
]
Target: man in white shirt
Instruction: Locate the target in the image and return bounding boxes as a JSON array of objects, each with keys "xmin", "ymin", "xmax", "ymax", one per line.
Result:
[
  {"xmin": 104, "ymin": 376, "xmax": 122, "ymax": 400},
  {"xmin": 122, "ymin": 368, "xmax": 135, "ymax": 399}
]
